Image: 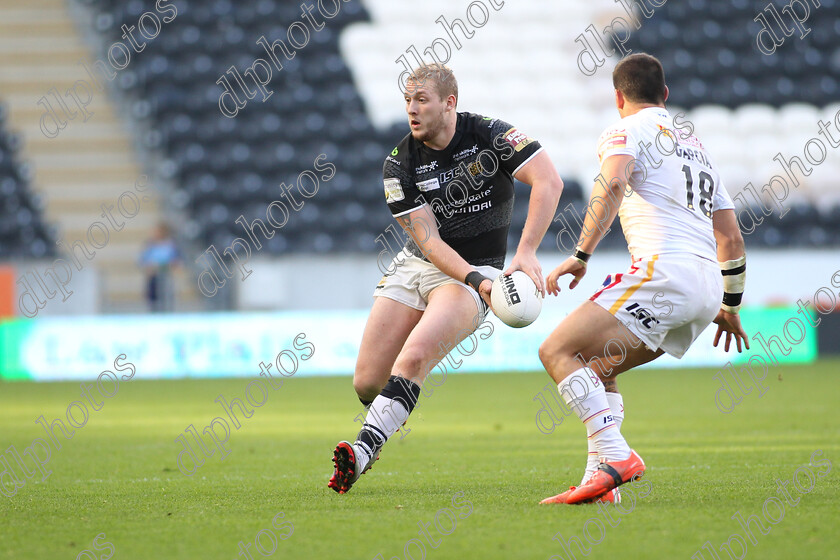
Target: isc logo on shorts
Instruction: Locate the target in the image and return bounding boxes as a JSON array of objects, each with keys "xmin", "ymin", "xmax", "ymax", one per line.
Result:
[{"xmin": 625, "ymin": 302, "xmax": 660, "ymax": 330}]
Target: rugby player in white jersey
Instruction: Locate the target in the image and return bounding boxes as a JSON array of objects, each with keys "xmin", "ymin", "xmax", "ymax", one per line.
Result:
[{"xmin": 538, "ymin": 53, "xmax": 750, "ymax": 505}]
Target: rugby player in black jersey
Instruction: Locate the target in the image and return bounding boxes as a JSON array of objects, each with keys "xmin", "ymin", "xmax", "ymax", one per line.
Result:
[{"xmin": 328, "ymin": 63, "xmax": 564, "ymax": 494}]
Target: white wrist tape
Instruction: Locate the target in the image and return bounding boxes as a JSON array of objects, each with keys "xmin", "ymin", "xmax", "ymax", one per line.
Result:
[{"xmin": 720, "ymin": 255, "xmax": 746, "ymax": 314}]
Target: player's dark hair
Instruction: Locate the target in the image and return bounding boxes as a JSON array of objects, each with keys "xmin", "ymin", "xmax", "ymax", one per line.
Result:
[{"xmin": 612, "ymin": 53, "xmax": 666, "ymax": 105}]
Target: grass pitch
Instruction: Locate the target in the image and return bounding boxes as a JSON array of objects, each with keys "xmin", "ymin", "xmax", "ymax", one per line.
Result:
[{"xmin": 1, "ymin": 361, "xmax": 838, "ymax": 559}]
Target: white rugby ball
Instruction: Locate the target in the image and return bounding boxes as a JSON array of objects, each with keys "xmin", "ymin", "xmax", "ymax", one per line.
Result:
[{"xmin": 490, "ymin": 271, "xmax": 543, "ymax": 328}]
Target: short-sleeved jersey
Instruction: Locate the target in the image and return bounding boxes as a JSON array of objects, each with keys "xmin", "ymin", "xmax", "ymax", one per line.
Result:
[
  {"xmin": 383, "ymin": 112, "xmax": 543, "ymax": 269},
  {"xmin": 596, "ymin": 107, "xmax": 734, "ymax": 261}
]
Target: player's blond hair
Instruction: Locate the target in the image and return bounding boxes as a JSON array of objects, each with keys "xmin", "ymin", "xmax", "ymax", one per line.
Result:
[{"xmin": 406, "ymin": 63, "xmax": 458, "ymax": 105}]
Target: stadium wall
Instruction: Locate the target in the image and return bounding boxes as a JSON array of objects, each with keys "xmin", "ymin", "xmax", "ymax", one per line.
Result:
[
  {"xmin": 232, "ymin": 249, "xmax": 836, "ymax": 310},
  {"xmin": 3, "ymin": 250, "xmax": 836, "ymax": 316},
  {"xmin": 0, "ymin": 249, "xmax": 833, "ymax": 381},
  {"xmin": 0, "ymin": 303, "xmax": 819, "ymax": 382}
]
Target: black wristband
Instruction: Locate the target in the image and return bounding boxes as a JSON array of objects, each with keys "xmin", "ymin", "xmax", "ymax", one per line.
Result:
[
  {"xmin": 722, "ymin": 292, "xmax": 743, "ymax": 307},
  {"xmin": 465, "ymin": 271, "xmax": 491, "ymax": 293},
  {"xmin": 573, "ymin": 249, "xmax": 592, "ymax": 263}
]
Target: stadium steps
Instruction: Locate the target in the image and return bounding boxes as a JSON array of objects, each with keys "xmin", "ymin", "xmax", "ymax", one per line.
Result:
[
  {"xmin": 0, "ymin": 50, "xmax": 90, "ymax": 65},
  {"xmin": 0, "ymin": 1, "xmax": 181, "ymax": 313}
]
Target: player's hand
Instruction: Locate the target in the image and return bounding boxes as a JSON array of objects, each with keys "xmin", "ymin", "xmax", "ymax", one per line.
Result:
[
  {"xmin": 546, "ymin": 257, "xmax": 587, "ymax": 296},
  {"xmin": 505, "ymin": 249, "xmax": 545, "ymax": 296},
  {"xmin": 712, "ymin": 309, "xmax": 750, "ymax": 353},
  {"xmin": 478, "ymin": 278, "xmax": 493, "ymax": 310}
]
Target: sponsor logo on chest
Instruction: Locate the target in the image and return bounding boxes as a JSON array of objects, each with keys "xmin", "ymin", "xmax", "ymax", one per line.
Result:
[
  {"xmin": 453, "ymin": 144, "xmax": 479, "ymax": 161},
  {"xmin": 415, "ymin": 161, "xmax": 439, "ymax": 174},
  {"xmin": 452, "ymin": 200, "xmax": 492, "ymax": 214},
  {"xmin": 417, "ymin": 178, "xmax": 440, "ymax": 192},
  {"xmin": 438, "ymin": 158, "xmax": 484, "ymax": 185},
  {"xmin": 439, "ymin": 167, "xmax": 463, "ymax": 184}
]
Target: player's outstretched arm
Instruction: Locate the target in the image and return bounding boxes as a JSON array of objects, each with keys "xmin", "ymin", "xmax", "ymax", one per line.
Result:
[
  {"xmin": 508, "ymin": 151, "xmax": 563, "ymax": 296},
  {"xmin": 712, "ymin": 208, "xmax": 750, "ymax": 353},
  {"xmin": 395, "ymin": 204, "xmax": 493, "ymax": 306},
  {"xmin": 546, "ymin": 257, "xmax": 586, "ymax": 295},
  {"xmin": 546, "ymin": 154, "xmax": 631, "ymax": 295}
]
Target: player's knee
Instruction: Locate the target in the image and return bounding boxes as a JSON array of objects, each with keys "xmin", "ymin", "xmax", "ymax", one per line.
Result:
[
  {"xmin": 540, "ymin": 340, "xmax": 581, "ymax": 378},
  {"xmin": 352, "ymin": 361, "xmax": 387, "ymax": 400},
  {"xmin": 393, "ymin": 348, "xmax": 426, "ymax": 379},
  {"xmin": 352, "ymin": 376, "xmax": 382, "ymax": 402},
  {"xmin": 538, "ymin": 341, "xmax": 559, "ymax": 369}
]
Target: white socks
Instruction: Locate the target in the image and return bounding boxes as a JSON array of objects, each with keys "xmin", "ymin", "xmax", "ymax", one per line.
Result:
[
  {"xmin": 558, "ymin": 367, "xmax": 630, "ymax": 467},
  {"xmin": 355, "ymin": 395, "xmax": 410, "ymax": 470},
  {"xmin": 581, "ymin": 391, "xmax": 625, "ymax": 484},
  {"xmin": 354, "ymin": 376, "xmax": 421, "ymax": 471}
]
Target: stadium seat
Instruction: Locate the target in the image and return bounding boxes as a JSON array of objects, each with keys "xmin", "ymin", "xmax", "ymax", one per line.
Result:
[
  {"xmin": 72, "ymin": 0, "xmax": 838, "ymax": 259},
  {"xmin": 0, "ymin": 120, "xmax": 54, "ymax": 257}
]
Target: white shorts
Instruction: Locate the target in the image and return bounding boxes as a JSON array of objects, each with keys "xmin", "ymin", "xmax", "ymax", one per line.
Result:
[
  {"xmin": 590, "ymin": 254, "xmax": 722, "ymax": 358},
  {"xmin": 373, "ymin": 249, "xmax": 501, "ymax": 319}
]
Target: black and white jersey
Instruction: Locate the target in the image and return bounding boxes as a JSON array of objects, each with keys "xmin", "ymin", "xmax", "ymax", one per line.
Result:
[{"xmin": 382, "ymin": 112, "xmax": 543, "ymax": 269}]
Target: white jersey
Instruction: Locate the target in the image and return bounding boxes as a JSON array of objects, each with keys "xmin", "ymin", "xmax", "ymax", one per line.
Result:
[{"xmin": 596, "ymin": 107, "xmax": 734, "ymax": 261}]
